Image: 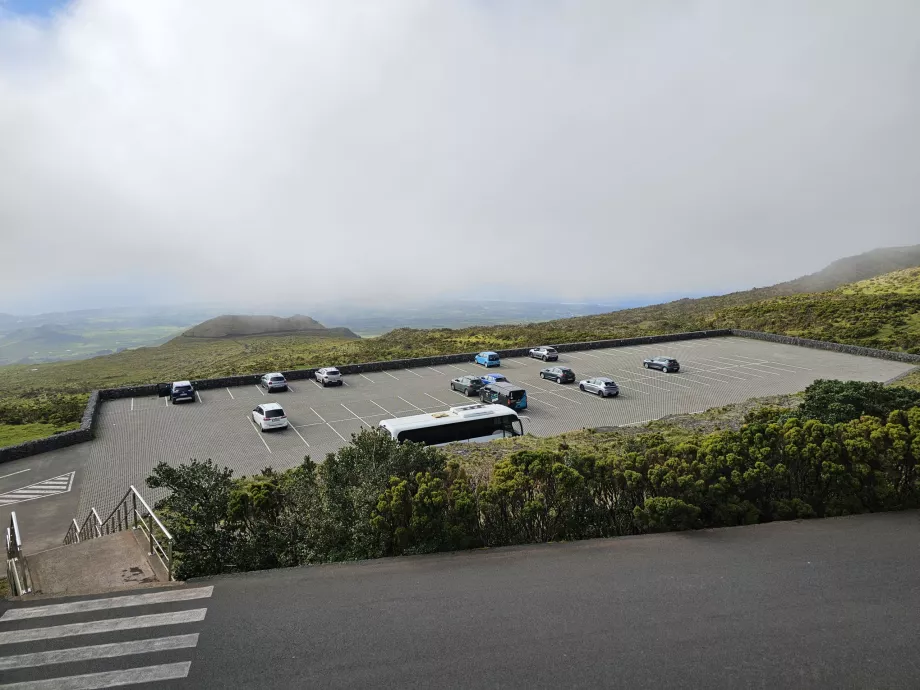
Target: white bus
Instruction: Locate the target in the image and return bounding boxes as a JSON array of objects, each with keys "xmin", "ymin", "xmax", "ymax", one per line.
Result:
[{"xmin": 378, "ymin": 404, "xmax": 524, "ymax": 446}]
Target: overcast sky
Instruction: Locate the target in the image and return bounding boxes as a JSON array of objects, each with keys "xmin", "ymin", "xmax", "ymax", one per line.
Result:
[{"xmin": 1, "ymin": 0, "xmax": 918, "ymax": 313}]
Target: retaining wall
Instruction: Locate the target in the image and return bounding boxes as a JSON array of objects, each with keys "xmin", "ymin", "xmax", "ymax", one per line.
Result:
[{"xmin": 1, "ymin": 328, "xmax": 917, "ymax": 463}]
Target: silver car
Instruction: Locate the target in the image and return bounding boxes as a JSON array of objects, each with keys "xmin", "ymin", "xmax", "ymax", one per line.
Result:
[
  {"xmin": 529, "ymin": 346, "xmax": 558, "ymax": 361},
  {"xmin": 578, "ymin": 377, "xmax": 619, "ymax": 397},
  {"xmin": 260, "ymin": 372, "xmax": 288, "ymax": 392}
]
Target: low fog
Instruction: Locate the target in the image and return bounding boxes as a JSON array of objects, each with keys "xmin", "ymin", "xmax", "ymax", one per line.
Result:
[{"xmin": 1, "ymin": 0, "xmax": 918, "ymax": 313}]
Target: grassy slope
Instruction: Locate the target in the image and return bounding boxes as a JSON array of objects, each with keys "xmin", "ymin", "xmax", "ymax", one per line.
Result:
[{"xmin": 0, "ymin": 422, "xmax": 80, "ymax": 446}]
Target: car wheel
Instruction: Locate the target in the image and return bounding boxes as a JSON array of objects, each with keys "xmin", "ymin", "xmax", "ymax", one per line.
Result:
[
  {"xmin": 660, "ymin": 366, "xmax": 667, "ymax": 373},
  {"xmin": 542, "ymin": 355, "xmax": 547, "ymax": 361},
  {"xmin": 597, "ymin": 389, "xmax": 603, "ymax": 397},
  {"xmin": 540, "ymin": 372, "xmax": 545, "ymax": 379},
  {"xmin": 643, "ymin": 362, "xmax": 649, "ymax": 369},
  {"xmin": 579, "ymin": 384, "xmax": 585, "ymax": 391}
]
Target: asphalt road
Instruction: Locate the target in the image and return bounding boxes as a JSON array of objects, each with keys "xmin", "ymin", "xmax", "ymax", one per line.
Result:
[{"xmin": 6, "ymin": 512, "xmax": 917, "ymax": 688}]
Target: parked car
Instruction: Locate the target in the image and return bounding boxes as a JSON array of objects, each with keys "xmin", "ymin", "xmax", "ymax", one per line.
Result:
[
  {"xmin": 260, "ymin": 372, "xmax": 288, "ymax": 392},
  {"xmin": 252, "ymin": 402, "xmax": 289, "ymax": 432},
  {"xmin": 643, "ymin": 356, "xmax": 680, "ymax": 373},
  {"xmin": 451, "ymin": 375, "xmax": 485, "ymax": 395},
  {"xmin": 315, "ymin": 367, "xmax": 343, "ymax": 386},
  {"xmin": 479, "ymin": 382, "xmax": 528, "ymax": 410},
  {"xmin": 169, "ymin": 381, "xmax": 196, "ymax": 404},
  {"xmin": 529, "ymin": 346, "xmax": 558, "ymax": 361},
  {"xmin": 540, "ymin": 366, "xmax": 576, "ymax": 384},
  {"xmin": 579, "ymin": 377, "xmax": 619, "ymax": 397},
  {"xmin": 480, "ymin": 373, "xmax": 508, "ymax": 385},
  {"xmin": 474, "ymin": 351, "xmax": 501, "ymax": 367}
]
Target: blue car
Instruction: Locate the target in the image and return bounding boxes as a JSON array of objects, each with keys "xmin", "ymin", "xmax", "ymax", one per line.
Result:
[
  {"xmin": 480, "ymin": 373, "xmax": 508, "ymax": 385},
  {"xmin": 475, "ymin": 351, "xmax": 501, "ymax": 368}
]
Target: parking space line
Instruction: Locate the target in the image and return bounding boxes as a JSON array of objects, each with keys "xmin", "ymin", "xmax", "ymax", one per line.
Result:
[
  {"xmin": 196, "ymin": 391, "xmax": 203, "ymax": 403},
  {"xmin": 255, "ymin": 385, "xmax": 265, "ymax": 396},
  {"xmin": 580, "ymin": 352, "xmax": 602, "ymax": 359},
  {"xmin": 310, "ymin": 407, "xmax": 348, "ymax": 443},
  {"xmin": 382, "ymin": 371, "xmax": 399, "ymax": 380},
  {"xmin": 287, "ymin": 384, "xmax": 295, "ymax": 393},
  {"xmin": 312, "ymin": 379, "xmax": 323, "ymax": 389},
  {"xmin": 249, "ymin": 418, "xmax": 272, "ymax": 453},
  {"xmin": 608, "ymin": 382, "xmax": 648, "ymax": 395},
  {"xmin": 423, "ymin": 392, "xmax": 453, "ymax": 407},
  {"xmin": 405, "ymin": 369, "xmax": 423, "ymax": 378},
  {"xmin": 339, "ymin": 403, "xmax": 371, "ymax": 429},
  {"xmin": 633, "ymin": 370, "xmax": 696, "ymax": 388},
  {"xmin": 397, "ymin": 396, "xmax": 425, "ymax": 412},
  {"xmin": 714, "ymin": 356, "xmax": 798, "ymax": 374},
  {"xmin": 369, "ymin": 400, "xmax": 393, "ymax": 415},
  {"xmin": 602, "ymin": 372, "xmax": 672, "ymax": 392},
  {"xmin": 0, "ymin": 469, "xmax": 30, "ymax": 481},
  {"xmin": 448, "ymin": 364, "xmax": 469, "ymax": 373},
  {"xmin": 686, "ymin": 359, "xmax": 766, "ymax": 378},
  {"xmin": 528, "ymin": 381, "xmax": 583, "ymax": 405},
  {"xmin": 527, "ymin": 395, "xmax": 559, "ymax": 409},
  {"xmin": 680, "ymin": 370, "xmax": 745, "ymax": 384},
  {"xmin": 563, "ymin": 353, "xmax": 585, "ymax": 361},
  {"xmin": 226, "ymin": 388, "xmax": 235, "ymax": 400},
  {"xmin": 130, "ymin": 398, "xmax": 134, "ymax": 411},
  {"xmin": 451, "ymin": 389, "xmax": 472, "ymax": 401},
  {"xmin": 427, "ymin": 367, "xmax": 445, "ymax": 375},
  {"xmin": 359, "ymin": 374, "xmax": 375, "ymax": 383},
  {"xmin": 164, "ymin": 396, "xmax": 168, "ymax": 407},
  {"xmin": 290, "ymin": 425, "xmax": 310, "ymax": 447}
]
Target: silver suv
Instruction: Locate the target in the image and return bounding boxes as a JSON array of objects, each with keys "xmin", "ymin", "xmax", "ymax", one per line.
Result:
[
  {"xmin": 260, "ymin": 372, "xmax": 288, "ymax": 392},
  {"xmin": 315, "ymin": 367, "xmax": 343, "ymax": 387}
]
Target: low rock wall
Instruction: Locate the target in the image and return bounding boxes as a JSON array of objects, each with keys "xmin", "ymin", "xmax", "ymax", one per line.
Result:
[{"xmin": 730, "ymin": 330, "xmax": 920, "ymax": 363}]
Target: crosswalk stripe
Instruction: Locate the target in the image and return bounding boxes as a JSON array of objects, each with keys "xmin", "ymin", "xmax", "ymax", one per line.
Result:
[
  {"xmin": 0, "ymin": 472, "xmax": 75, "ymax": 506},
  {"xmin": 1, "ymin": 587, "xmax": 214, "ymax": 621},
  {"xmin": 0, "ymin": 609, "xmax": 206, "ymax": 645},
  {"xmin": 0, "ymin": 633, "xmax": 199, "ymax": 671},
  {"xmin": 0, "ymin": 661, "xmax": 192, "ymax": 689}
]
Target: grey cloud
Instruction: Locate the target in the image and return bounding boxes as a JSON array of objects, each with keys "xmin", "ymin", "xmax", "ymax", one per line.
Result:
[{"xmin": 1, "ymin": 0, "xmax": 918, "ymax": 311}]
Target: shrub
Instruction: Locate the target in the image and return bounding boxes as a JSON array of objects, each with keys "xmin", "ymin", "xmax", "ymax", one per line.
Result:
[{"xmin": 799, "ymin": 379, "xmax": 920, "ymax": 425}]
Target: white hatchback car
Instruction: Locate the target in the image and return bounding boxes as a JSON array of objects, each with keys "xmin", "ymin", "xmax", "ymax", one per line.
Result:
[
  {"xmin": 251, "ymin": 402, "xmax": 289, "ymax": 432},
  {"xmin": 315, "ymin": 367, "xmax": 342, "ymax": 387}
]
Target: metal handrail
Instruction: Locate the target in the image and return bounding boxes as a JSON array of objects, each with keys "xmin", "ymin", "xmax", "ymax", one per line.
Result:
[
  {"xmin": 6, "ymin": 512, "xmax": 32, "ymax": 595},
  {"xmin": 62, "ymin": 486, "xmax": 174, "ymax": 581}
]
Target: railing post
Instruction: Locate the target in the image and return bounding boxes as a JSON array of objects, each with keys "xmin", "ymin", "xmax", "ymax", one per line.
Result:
[
  {"xmin": 148, "ymin": 514, "xmax": 154, "ymax": 556},
  {"xmin": 132, "ymin": 493, "xmax": 138, "ymax": 529},
  {"xmin": 167, "ymin": 540, "xmax": 173, "ymax": 581},
  {"xmin": 123, "ymin": 502, "xmax": 129, "ymax": 532}
]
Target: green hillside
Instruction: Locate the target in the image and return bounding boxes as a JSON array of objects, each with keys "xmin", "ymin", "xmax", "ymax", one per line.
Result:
[{"xmin": 180, "ymin": 314, "xmax": 359, "ymax": 340}]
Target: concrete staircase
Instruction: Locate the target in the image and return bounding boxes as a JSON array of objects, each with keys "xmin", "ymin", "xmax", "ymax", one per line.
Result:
[{"xmin": 6, "ymin": 486, "xmax": 175, "ymax": 599}]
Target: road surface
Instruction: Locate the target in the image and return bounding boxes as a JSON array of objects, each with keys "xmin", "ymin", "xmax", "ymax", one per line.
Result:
[{"xmin": 2, "ymin": 512, "xmax": 919, "ymax": 688}]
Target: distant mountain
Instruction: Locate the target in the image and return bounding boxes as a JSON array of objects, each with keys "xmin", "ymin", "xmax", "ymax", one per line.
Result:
[
  {"xmin": 178, "ymin": 314, "xmax": 360, "ymax": 340},
  {"xmin": 0, "ymin": 324, "xmax": 87, "ymax": 364}
]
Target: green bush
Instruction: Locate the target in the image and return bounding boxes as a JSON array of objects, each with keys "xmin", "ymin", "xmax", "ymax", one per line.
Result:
[
  {"xmin": 148, "ymin": 398, "xmax": 920, "ymax": 580},
  {"xmin": 799, "ymin": 379, "xmax": 920, "ymax": 425}
]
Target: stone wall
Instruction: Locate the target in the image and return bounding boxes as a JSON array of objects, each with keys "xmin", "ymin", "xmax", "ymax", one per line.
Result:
[
  {"xmin": 0, "ymin": 390, "xmax": 101, "ymax": 463},
  {"xmin": 730, "ymin": 330, "xmax": 920, "ymax": 364}
]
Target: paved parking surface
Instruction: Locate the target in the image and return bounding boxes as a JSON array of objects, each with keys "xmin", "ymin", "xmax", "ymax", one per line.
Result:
[{"xmin": 75, "ymin": 336, "xmax": 911, "ymax": 518}]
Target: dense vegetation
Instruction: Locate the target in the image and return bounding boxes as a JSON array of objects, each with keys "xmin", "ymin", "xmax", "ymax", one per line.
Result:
[
  {"xmin": 2, "ymin": 267, "xmax": 919, "ymax": 446},
  {"xmin": 147, "ymin": 380, "xmax": 920, "ymax": 580}
]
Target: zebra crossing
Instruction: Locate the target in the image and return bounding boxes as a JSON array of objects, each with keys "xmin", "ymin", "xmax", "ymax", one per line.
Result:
[
  {"xmin": 0, "ymin": 585, "xmax": 212, "ymax": 688},
  {"xmin": 0, "ymin": 472, "xmax": 75, "ymax": 507}
]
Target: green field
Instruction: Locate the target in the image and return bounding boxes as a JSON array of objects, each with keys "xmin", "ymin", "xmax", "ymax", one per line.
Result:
[{"xmin": 0, "ymin": 422, "xmax": 80, "ymax": 446}]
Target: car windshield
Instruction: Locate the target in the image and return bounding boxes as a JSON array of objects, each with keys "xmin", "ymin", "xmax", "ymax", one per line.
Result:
[
  {"xmin": 327, "ymin": 369, "xmax": 339, "ymax": 375},
  {"xmin": 545, "ymin": 348, "xmax": 556, "ymax": 353},
  {"xmin": 265, "ymin": 409, "xmax": 285, "ymax": 418}
]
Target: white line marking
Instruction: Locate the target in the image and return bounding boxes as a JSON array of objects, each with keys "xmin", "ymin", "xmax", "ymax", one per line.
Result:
[
  {"xmin": 287, "ymin": 384, "xmax": 295, "ymax": 392},
  {"xmin": 0, "ymin": 609, "xmax": 207, "ymax": 645},
  {"xmin": 527, "ymin": 395, "xmax": 558, "ymax": 409},
  {"xmin": 164, "ymin": 395, "xmax": 169, "ymax": 407},
  {"xmin": 529, "ymin": 380, "xmax": 583, "ymax": 404},
  {"xmin": 369, "ymin": 400, "xmax": 392, "ymax": 415},
  {"xmin": 311, "ymin": 407, "xmax": 348, "ymax": 443},
  {"xmin": 250, "ymin": 418, "xmax": 272, "ymax": 453},
  {"xmin": 340, "ymin": 403, "xmax": 367, "ymax": 426},
  {"xmin": 423, "ymin": 392, "xmax": 452, "ymax": 407},
  {"xmin": 729, "ymin": 354, "xmax": 814, "ymax": 371},
  {"xmin": 226, "ymin": 387, "xmax": 235, "ymax": 399},
  {"xmin": 1, "ymin": 587, "xmax": 213, "ymax": 621},
  {"xmin": 427, "ymin": 366, "xmax": 445, "ymax": 375},
  {"xmin": 130, "ymin": 398, "xmax": 134, "ymax": 411},
  {"xmin": 397, "ymin": 396, "xmax": 425, "ymax": 412},
  {"xmin": 290, "ymin": 425, "xmax": 310, "ymax": 447},
  {"xmin": 563, "ymin": 353, "xmax": 585, "ymax": 361},
  {"xmin": 255, "ymin": 385, "xmax": 265, "ymax": 396},
  {"xmin": 0, "ymin": 472, "xmax": 75, "ymax": 507},
  {"xmin": 0, "ymin": 469, "xmax": 30, "ymax": 481},
  {"xmin": 0, "ymin": 634, "xmax": 200, "ymax": 671},
  {"xmin": 580, "ymin": 352, "xmax": 602, "ymax": 359},
  {"xmin": 601, "ymin": 372, "xmax": 672, "ymax": 392},
  {"xmin": 312, "ymin": 379, "xmax": 322, "ymax": 389},
  {"xmin": 0, "ymin": 662, "xmax": 193, "ymax": 689},
  {"xmin": 382, "ymin": 370, "xmax": 399, "ymax": 380},
  {"xmin": 448, "ymin": 364, "xmax": 469, "ymax": 373},
  {"xmin": 630, "ymin": 369, "xmax": 696, "ymax": 388},
  {"xmin": 359, "ymin": 373, "xmax": 375, "ymax": 383},
  {"xmin": 405, "ymin": 369, "xmax": 423, "ymax": 377},
  {"xmin": 196, "ymin": 391, "xmax": 203, "ymax": 403}
]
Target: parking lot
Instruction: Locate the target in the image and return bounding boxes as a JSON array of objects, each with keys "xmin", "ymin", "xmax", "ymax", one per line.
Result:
[{"xmin": 76, "ymin": 336, "xmax": 913, "ymax": 516}]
